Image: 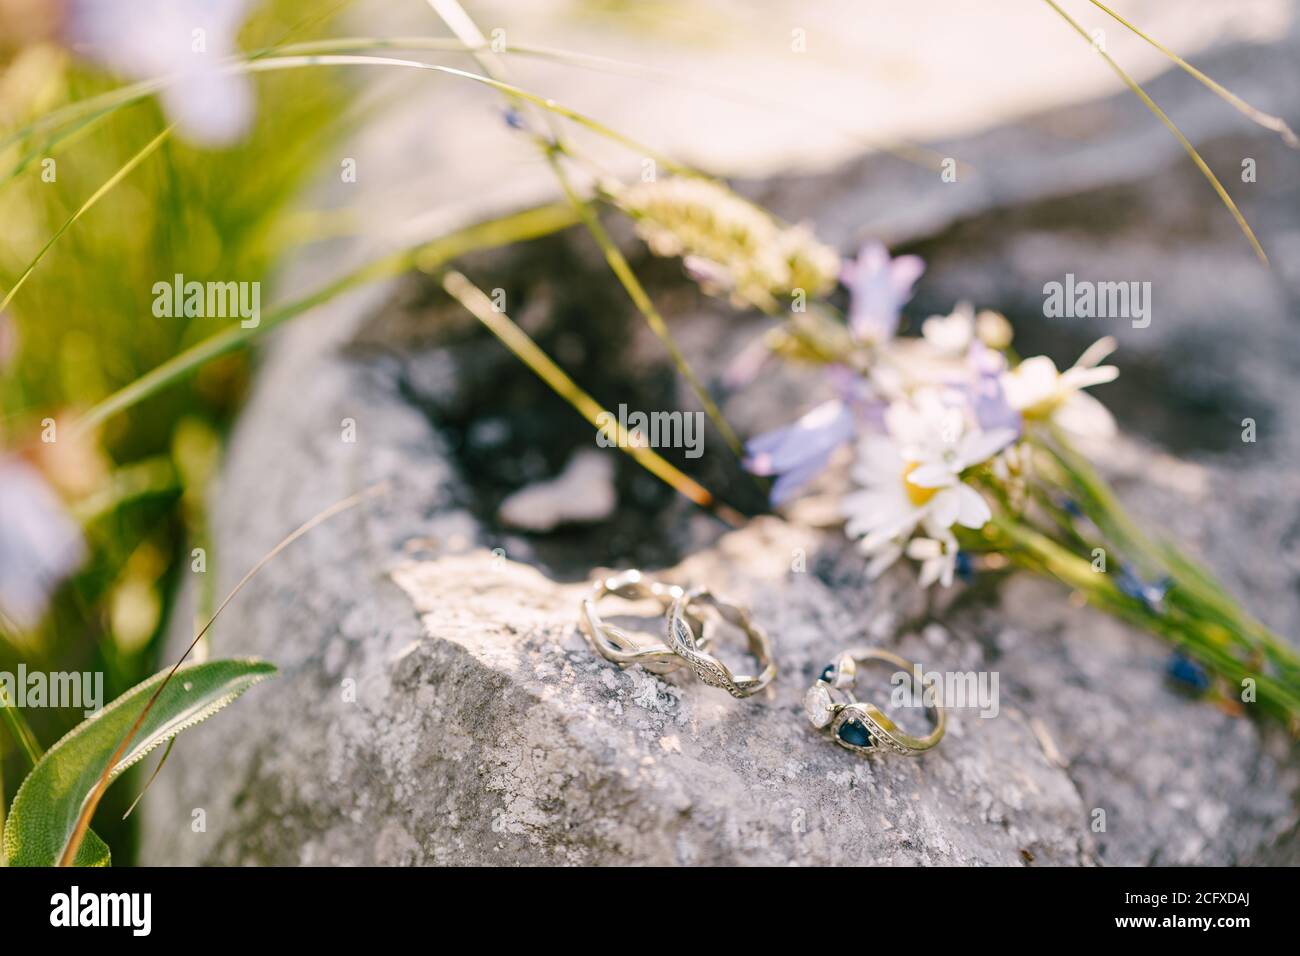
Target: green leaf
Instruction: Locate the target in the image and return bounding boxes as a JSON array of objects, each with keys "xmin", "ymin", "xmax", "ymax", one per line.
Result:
[
  {"xmin": 73, "ymin": 830, "xmax": 111, "ymax": 868},
  {"xmin": 1, "ymin": 684, "xmax": 109, "ymax": 866},
  {"xmin": 2, "ymin": 658, "xmax": 276, "ymax": 867}
]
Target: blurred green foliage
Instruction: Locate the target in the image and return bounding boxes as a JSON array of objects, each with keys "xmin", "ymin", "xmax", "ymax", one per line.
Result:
[{"xmin": 0, "ymin": 0, "xmax": 349, "ymax": 862}]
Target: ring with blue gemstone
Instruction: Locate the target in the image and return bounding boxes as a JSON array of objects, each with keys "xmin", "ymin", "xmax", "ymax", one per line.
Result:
[
  {"xmin": 804, "ymin": 648, "xmax": 945, "ymax": 756},
  {"xmin": 580, "ymin": 570, "xmax": 708, "ymax": 676}
]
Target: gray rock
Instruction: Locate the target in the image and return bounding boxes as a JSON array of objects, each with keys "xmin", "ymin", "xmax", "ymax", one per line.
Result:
[
  {"xmin": 140, "ymin": 32, "xmax": 1300, "ymax": 865},
  {"xmin": 498, "ymin": 449, "xmax": 616, "ymax": 532},
  {"xmin": 140, "ymin": 489, "xmax": 1298, "ymax": 865}
]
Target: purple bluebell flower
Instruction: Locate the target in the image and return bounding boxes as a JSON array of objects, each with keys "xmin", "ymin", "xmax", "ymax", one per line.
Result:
[
  {"xmin": 746, "ymin": 365, "xmax": 884, "ymax": 505},
  {"xmin": 1166, "ymin": 652, "xmax": 1210, "ymax": 695},
  {"xmin": 968, "ymin": 372, "xmax": 1021, "ymax": 436},
  {"xmin": 745, "ymin": 399, "xmax": 856, "ymax": 506},
  {"xmin": 65, "ymin": 0, "xmax": 255, "ymax": 146},
  {"xmin": 1116, "ymin": 564, "xmax": 1172, "ymax": 613},
  {"xmin": 966, "ymin": 341, "xmax": 1021, "ymax": 436},
  {"xmin": 824, "ymin": 363, "xmax": 885, "ymax": 420},
  {"xmin": 841, "ymin": 241, "xmax": 924, "ymax": 344},
  {"xmin": 0, "ymin": 459, "xmax": 85, "ymax": 632}
]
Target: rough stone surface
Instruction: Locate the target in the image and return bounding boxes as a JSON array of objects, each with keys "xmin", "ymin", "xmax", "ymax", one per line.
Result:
[
  {"xmin": 140, "ymin": 33, "xmax": 1300, "ymax": 865},
  {"xmin": 498, "ymin": 449, "xmax": 616, "ymax": 532}
]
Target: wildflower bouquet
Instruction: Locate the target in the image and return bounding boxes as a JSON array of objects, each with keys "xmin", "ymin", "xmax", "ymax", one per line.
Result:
[{"xmin": 618, "ymin": 177, "xmax": 1300, "ymax": 730}]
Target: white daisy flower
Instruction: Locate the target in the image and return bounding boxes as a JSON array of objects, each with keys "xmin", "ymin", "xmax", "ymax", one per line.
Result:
[
  {"xmin": 843, "ymin": 432, "xmax": 927, "ymax": 548},
  {"xmin": 920, "ymin": 301, "xmax": 976, "ymax": 356},
  {"xmin": 919, "ymin": 303, "xmax": 1015, "ymax": 359},
  {"xmin": 890, "ymin": 390, "xmax": 1017, "ymax": 491},
  {"xmin": 842, "ymin": 392, "xmax": 1012, "ymax": 551},
  {"xmin": 862, "ymin": 534, "xmax": 905, "ymax": 579},
  {"xmin": 1001, "ymin": 337, "xmax": 1119, "ymax": 440},
  {"xmin": 905, "ymin": 527, "xmax": 960, "ymax": 588}
]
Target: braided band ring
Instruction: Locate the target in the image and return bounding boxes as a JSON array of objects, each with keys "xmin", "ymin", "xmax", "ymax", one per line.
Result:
[
  {"xmin": 666, "ymin": 587, "xmax": 776, "ymax": 698},
  {"xmin": 580, "ymin": 570, "xmax": 706, "ymax": 676}
]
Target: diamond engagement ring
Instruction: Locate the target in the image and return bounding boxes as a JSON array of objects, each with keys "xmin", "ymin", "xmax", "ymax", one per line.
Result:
[
  {"xmin": 665, "ymin": 587, "xmax": 776, "ymax": 698},
  {"xmin": 580, "ymin": 570, "xmax": 706, "ymax": 676},
  {"xmin": 804, "ymin": 648, "xmax": 945, "ymax": 755}
]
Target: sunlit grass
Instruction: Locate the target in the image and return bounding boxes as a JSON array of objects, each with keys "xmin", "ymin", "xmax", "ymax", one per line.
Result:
[
  {"xmin": 2, "ymin": 0, "xmax": 1296, "ymax": 866},
  {"xmin": 0, "ymin": 0, "xmax": 351, "ymax": 862},
  {"xmin": 1039, "ymin": 0, "xmax": 1268, "ymax": 265}
]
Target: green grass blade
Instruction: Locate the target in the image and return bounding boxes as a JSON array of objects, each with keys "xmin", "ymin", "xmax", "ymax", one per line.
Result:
[
  {"xmin": 254, "ymin": 54, "xmax": 697, "ymax": 175},
  {"xmin": 441, "ymin": 270, "xmax": 743, "ymax": 526},
  {"xmin": 546, "ymin": 153, "xmax": 747, "ymax": 458},
  {"xmin": 0, "ymin": 125, "xmax": 172, "ymax": 315},
  {"xmin": 1041, "ymin": 0, "xmax": 1268, "ymax": 265},
  {"xmin": 73, "ymin": 255, "xmax": 398, "ymax": 437},
  {"xmin": 120, "ymin": 737, "xmax": 176, "ymax": 821},
  {"xmin": 3, "ymin": 34, "xmax": 953, "ymax": 177},
  {"xmin": 0, "ymin": 684, "xmax": 44, "ymax": 767},
  {"xmin": 423, "ymin": 0, "xmax": 747, "ymax": 459},
  {"xmin": 0, "ymin": 106, "xmax": 124, "ymax": 189},
  {"xmin": 72, "ymin": 201, "xmax": 579, "ymax": 435},
  {"xmin": 2, "ymin": 50, "xmax": 699, "ymax": 186},
  {"xmin": 1087, "ymin": 0, "xmax": 1298, "ymax": 147},
  {"xmin": 992, "ymin": 516, "xmax": 1300, "ymax": 724},
  {"xmin": 0, "ymin": 81, "xmax": 166, "ymax": 157}
]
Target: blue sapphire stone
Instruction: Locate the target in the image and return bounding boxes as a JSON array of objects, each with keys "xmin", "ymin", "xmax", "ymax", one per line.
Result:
[{"xmin": 837, "ymin": 719, "xmax": 873, "ymax": 748}]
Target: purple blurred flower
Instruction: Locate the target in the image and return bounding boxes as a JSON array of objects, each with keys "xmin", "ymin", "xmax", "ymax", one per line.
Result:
[
  {"xmin": 745, "ymin": 399, "xmax": 856, "ymax": 506},
  {"xmin": 745, "ymin": 365, "xmax": 885, "ymax": 506},
  {"xmin": 1117, "ymin": 565, "xmax": 1172, "ymax": 614},
  {"xmin": 841, "ymin": 241, "xmax": 925, "ymax": 344},
  {"xmin": 0, "ymin": 459, "xmax": 85, "ymax": 632},
  {"xmin": 966, "ymin": 342, "xmax": 1021, "ymax": 436},
  {"xmin": 65, "ymin": 0, "xmax": 255, "ymax": 147}
]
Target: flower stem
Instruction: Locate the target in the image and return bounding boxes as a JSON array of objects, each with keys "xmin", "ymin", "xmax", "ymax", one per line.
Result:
[
  {"xmin": 441, "ymin": 270, "xmax": 744, "ymax": 526},
  {"xmin": 990, "ymin": 512, "xmax": 1300, "ymax": 729},
  {"xmin": 546, "ymin": 153, "xmax": 746, "ymax": 459}
]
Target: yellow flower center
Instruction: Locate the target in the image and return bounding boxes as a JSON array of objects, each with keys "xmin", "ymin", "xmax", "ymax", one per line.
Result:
[
  {"xmin": 902, "ymin": 462, "xmax": 938, "ymax": 507},
  {"xmin": 1021, "ymin": 395, "xmax": 1062, "ymax": 421}
]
